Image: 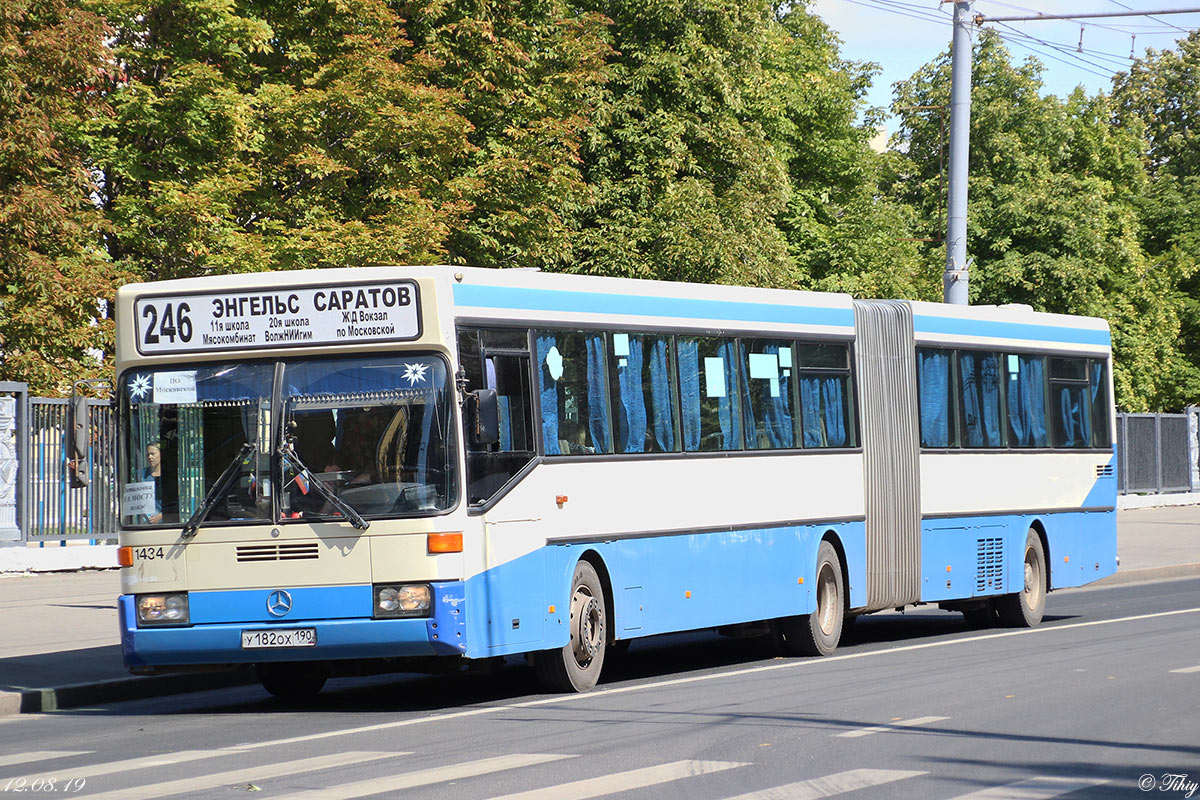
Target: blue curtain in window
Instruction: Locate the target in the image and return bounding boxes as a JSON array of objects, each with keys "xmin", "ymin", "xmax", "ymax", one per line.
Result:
[
  {"xmin": 536, "ymin": 334, "xmax": 560, "ymax": 455},
  {"xmin": 740, "ymin": 347, "xmax": 757, "ymax": 447},
  {"xmin": 1089, "ymin": 361, "xmax": 1105, "ymax": 448},
  {"xmin": 719, "ymin": 341, "xmax": 740, "ymax": 449},
  {"xmin": 649, "ymin": 339, "xmax": 674, "ymax": 451},
  {"xmin": 616, "ymin": 338, "xmax": 647, "ymax": 453},
  {"xmin": 762, "ymin": 345, "xmax": 792, "ymax": 448},
  {"xmin": 917, "ymin": 350, "xmax": 950, "ymax": 447},
  {"xmin": 678, "ymin": 340, "xmax": 701, "ymax": 451},
  {"xmin": 822, "ymin": 377, "xmax": 847, "ymax": 447},
  {"xmin": 585, "ymin": 334, "xmax": 611, "ymax": 452},
  {"xmin": 799, "ymin": 377, "xmax": 824, "ymax": 447},
  {"xmin": 1009, "ymin": 356, "xmax": 1047, "ymax": 447},
  {"xmin": 960, "ymin": 353, "xmax": 1001, "ymax": 447},
  {"xmin": 1058, "ymin": 385, "xmax": 1090, "ymax": 447}
]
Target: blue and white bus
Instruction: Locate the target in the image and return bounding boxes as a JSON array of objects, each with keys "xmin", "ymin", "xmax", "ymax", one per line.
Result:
[{"xmin": 114, "ymin": 266, "xmax": 1117, "ymax": 696}]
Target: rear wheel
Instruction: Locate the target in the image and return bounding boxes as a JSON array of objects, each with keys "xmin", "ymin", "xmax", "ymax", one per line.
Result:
[
  {"xmin": 775, "ymin": 540, "xmax": 844, "ymax": 656},
  {"xmin": 533, "ymin": 560, "xmax": 607, "ymax": 692},
  {"xmin": 257, "ymin": 662, "xmax": 327, "ymax": 700},
  {"xmin": 996, "ymin": 530, "xmax": 1046, "ymax": 627}
]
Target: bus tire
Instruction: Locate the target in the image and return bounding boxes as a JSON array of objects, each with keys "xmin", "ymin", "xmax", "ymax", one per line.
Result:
[
  {"xmin": 533, "ymin": 560, "xmax": 607, "ymax": 692},
  {"xmin": 257, "ymin": 662, "xmax": 327, "ymax": 700},
  {"xmin": 776, "ymin": 540, "xmax": 844, "ymax": 657},
  {"xmin": 996, "ymin": 529, "xmax": 1046, "ymax": 628}
]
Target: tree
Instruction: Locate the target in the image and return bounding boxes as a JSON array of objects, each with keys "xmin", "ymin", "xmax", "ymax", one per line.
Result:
[
  {"xmin": 559, "ymin": 0, "xmax": 795, "ymax": 286},
  {"xmin": 893, "ymin": 31, "xmax": 1187, "ymax": 410},
  {"xmin": 1112, "ymin": 31, "xmax": 1200, "ymax": 407},
  {"xmin": 88, "ymin": 0, "xmax": 479, "ymax": 279},
  {"xmin": 767, "ymin": 5, "xmax": 929, "ymax": 300},
  {"xmin": 0, "ymin": 0, "xmax": 129, "ymax": 394}
]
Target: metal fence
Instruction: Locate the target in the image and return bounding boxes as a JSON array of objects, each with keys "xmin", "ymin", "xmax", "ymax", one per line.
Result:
[
  {"xmin": 26, "ymin": 398, "xmax": 118, "ymax": 541},
  {"xmin": 1116, "ymin": 409, "xmax": 1199, "ymax": 495},
  {"xmin": 0, "ymin": 383, "xmax": 119, "ymax": 544}
]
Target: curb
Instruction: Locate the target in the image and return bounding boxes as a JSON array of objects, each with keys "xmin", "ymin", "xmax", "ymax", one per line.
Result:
[
  {"xmin": 0, "ymin": 668, "xmax": 256, "ymax": 715},
  {"xmin": 1093, "ymin": 562, "xmax": 1200, "ymax": 586}
]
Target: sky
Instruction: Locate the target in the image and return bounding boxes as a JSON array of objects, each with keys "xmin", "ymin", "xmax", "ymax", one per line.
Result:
[{"xmin": 808, "ymin": 0, "xmax": 1200, "ymax": 123}]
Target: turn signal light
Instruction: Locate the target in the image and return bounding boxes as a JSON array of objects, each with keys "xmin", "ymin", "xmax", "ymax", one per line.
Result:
[
  {"xmin": 428, "ymin": 532, "xmax": 463, "ymax": 553},
  {"xmin": 118, "ymin": 547, "xmax": 133, "ymax": 567}
]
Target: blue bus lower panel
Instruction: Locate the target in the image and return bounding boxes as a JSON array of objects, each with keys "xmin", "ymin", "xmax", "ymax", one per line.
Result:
[
  {"xmin": 122, "ymin": 510, "xmax": 1116, "ymax": 667},
  {"xmin": 920, "ymin": 509, "xmax": 1117, "ymax": 603},
  {"xmin": 120, "ymin": 582, "xmax": 466, "ymax": 668},
  {"xmin": 463, "ymin": 522, "xmax": 868, "ymax": 659}
]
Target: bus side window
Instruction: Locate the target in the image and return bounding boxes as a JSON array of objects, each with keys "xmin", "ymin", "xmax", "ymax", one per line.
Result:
[
  {"xmin": 797, "ymin": 342, "xmax": 854, "ymax": 448},
  {"xmin": 1049, "ymin": 357, "xmax": 1091, "ymax": 448},
  {"xmin": 1089, "ymin": 360, "xmax": 1111, "ymax": 448},
  {"xmin": 607, "ymin": 332, "xmax": 679, "ymax": 453},
  {"xmin": 458, "ymin": 327, "xmax": 535, "ymax": 506},
  {"xmin": 1006, "ymin": 354, "xmax": 1048, "ymax": 448},
  {"xmin": 535, "ymin": 330, "xmax": 613, "ymax": 455}
]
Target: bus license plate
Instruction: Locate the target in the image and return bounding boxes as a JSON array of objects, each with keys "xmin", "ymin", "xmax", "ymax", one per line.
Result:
[{"xmin": 241, "ymin": 628, "xmax": 316, "ymax": 649}]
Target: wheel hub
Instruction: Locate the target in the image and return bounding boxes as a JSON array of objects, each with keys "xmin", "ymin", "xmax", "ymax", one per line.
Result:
[{"xmin": 570, "ymin": 590, "xmax": 603, "ymax": 666}]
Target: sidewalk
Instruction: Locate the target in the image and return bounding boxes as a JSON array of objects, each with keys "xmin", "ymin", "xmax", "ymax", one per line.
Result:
[{"xmin": 1, "ymin": 504, "xmax": 1197, "ymax": 715}]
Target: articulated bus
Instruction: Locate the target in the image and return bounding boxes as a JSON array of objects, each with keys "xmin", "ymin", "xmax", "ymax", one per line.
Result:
[{"xmin": 114, "ymin": 266, "xmax": 1117, "ymax": 697}]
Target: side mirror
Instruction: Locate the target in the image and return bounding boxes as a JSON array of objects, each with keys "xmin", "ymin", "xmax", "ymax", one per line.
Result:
[
  {"xmin": 469, "ymin": 389, "xmax": 500, "ymax": 446},
  {"xmin": 69, "ymin": 395, "xmax": 90, "ymax": 487}
]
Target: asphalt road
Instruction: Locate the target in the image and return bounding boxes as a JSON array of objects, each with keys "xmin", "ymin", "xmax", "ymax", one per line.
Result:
[{"xmin": 2, "ymin": 578, "xmax": 1198, "ymax": 800}]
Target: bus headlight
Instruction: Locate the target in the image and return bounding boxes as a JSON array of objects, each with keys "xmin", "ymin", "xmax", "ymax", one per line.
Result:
[
  {"xmin": 374, "ymin": 584, "xmax": 431, "ymax": 618},
  {"xmin": 136, "ymin": 593, "xmax": 190, "ymax": 626}
]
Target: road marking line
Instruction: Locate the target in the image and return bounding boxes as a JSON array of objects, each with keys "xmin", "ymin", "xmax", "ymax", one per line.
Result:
[
  {"xmin": 720, "ymin": 768, "xmax": 927, "ymax": 800},
  {"xmin": 227, "ymin": 606, "xmax": 1200, "ymax": 751},
  {"xmin": 487, "ymin": 759, "xmax": 749, "ymax": 800},
  {"xmin": 9, "ymin": 749, "xmax": 249, "ymax": 782},
  {"xmin": 80, "ymin": 751, "xmax": 399, "ymax": 800},
  {"xmin": 1169, "ymin": 664, "xmax": 1200, "ymax": 673},
  {"xmin": 274, "ymin": 754, "xmax": 574, "ymax": 800},
  {"xmin": 836, "ymin": 715, "xmax": 950, "ymax": 738},
  {"xmin": 947, "ymin": 776, "xmax": 1109, "ymax": 799},
  {"xmin": 0, "ymin": 751, "xmax": 89, "ymax": 769}
]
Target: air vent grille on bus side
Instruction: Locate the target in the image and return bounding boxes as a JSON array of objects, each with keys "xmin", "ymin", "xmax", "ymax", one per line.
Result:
[
  {"xmin": 1095, "ymin": 464, "xmax": 1114, "ymax": 478},
  {"xmin": 976, "ymin": 537, "xmax": 1004, "ymax": 594},
  {"xmin": 236, "ymin": 543, "xmax": 320, "ymax": 562}
]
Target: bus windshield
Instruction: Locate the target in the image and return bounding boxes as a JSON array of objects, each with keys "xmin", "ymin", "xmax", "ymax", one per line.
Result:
[{"xmin": 119, "ymin": 354, "xmax": 459, "ymax": 528}]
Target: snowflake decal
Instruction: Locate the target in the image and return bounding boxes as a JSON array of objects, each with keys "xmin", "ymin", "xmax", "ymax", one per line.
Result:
[
  {"xmin": 402, "ymin": 362, "xmax": 429, "ymax": 386},
  {"xmin": 128, "ymin": 374, "xmax": 152, "ymax": 401}
]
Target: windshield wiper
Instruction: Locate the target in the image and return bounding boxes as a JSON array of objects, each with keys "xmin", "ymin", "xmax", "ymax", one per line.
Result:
[
  {"xmin": 279, "ymin": 442, "xmax": 370, "ymax": 531},
  {"xmin": 181, "ymin": 441, "xmax": 256, "ymax": 539}
]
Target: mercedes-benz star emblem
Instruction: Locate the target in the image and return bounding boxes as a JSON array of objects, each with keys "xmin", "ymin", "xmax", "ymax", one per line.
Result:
[{"xmin": 267, "ymin": 589, "xmax": 293, "ymax": 617}]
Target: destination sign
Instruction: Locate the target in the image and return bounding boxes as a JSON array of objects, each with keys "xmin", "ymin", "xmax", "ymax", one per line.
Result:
[{"xmin": 133, "ymin": 281, "xmax": 421, "ymax": 354}]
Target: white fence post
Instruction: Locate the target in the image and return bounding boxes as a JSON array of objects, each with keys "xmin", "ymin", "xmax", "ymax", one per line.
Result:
[{"xmin": 1188, "ymin": 406, "xmax": 1199, "ymax": 492}]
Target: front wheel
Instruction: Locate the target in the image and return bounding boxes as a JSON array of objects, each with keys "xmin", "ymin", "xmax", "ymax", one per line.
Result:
[
  {"xmin": 996, "ymin": 530, "xmax": 1046, "ymax": 627},
  {"xmin": 775, "ymin": 540, "xmax": 844, "ymax": 656},
  {"xmin": 533, "ymin": 560, "xmax": 607, "ymax": 692}
]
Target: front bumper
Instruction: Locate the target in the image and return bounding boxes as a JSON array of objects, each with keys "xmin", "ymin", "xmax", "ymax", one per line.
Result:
[{"xmin": 119, "ymin": 581, "xmax": 466, "ymax": 667}]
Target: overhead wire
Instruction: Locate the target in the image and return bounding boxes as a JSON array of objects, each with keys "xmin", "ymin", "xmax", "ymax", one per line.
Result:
[{"xmin": 840, "ymin": 0, "xmax": 1197, "ymax": 84}]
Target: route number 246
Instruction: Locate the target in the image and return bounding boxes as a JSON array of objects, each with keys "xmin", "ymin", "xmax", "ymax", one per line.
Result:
[{"xmin": 141, "ymin": 302, "xmax": 194, "ymax": 346}]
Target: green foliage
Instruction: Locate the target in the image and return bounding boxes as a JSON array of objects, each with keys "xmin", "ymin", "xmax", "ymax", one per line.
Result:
[
  {"xmin": 1112, "ymin": 32, "xmax": 1200, "ymax": 407},
  {"xmin": 0, "ymin": 0, "xmax": 130, "ymax": 394},
  {"xmin": 559, "ymin": 0, "xmax": 794, "ymax": 286},
  {"xmin": 894, "ymin": 32, "xmax": 1190, "ymax": 411}
]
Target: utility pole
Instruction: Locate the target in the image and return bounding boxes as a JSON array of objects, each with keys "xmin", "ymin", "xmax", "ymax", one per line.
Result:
[{"xmin": 943, "ymin": 0, "xmax": 973, "ymax": 305}]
